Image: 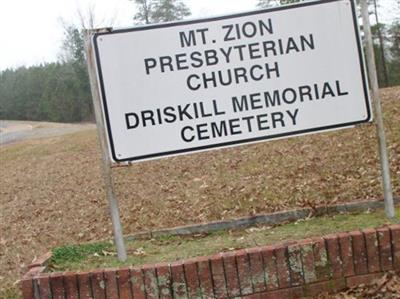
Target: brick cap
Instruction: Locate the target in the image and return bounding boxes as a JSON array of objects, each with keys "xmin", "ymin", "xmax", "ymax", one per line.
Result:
[{"xmin": 29, "ymin": 252, "xmax": 52, "ymax": 269}]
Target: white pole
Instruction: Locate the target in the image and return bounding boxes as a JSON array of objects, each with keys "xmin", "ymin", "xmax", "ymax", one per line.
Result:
[
  {"xmin": 360, "ymin": 0, "xmax": 395, "ymax": 218},
  {"xmin": 84, "ymin": 29, "xmax": 128, "ymax": 261}
]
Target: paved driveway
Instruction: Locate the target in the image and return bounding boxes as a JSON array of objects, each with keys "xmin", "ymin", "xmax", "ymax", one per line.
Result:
[{"xmin": 0, "ymin": 120, "xmax": 95, "ymax": 146}]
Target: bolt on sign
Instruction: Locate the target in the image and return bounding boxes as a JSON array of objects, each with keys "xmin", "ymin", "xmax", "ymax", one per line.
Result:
[{"xmin": 93, "ymin": 0, "xmax": 372, "ymax": 163}]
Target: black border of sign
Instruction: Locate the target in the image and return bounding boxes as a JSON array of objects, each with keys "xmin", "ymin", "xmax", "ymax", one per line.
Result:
[{"xmin": 93, "ymin": 0, "xmax": 371, "ymax": 163}]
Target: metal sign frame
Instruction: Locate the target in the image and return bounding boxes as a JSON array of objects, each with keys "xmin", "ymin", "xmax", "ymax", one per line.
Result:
[{"xmin": 92, "ymin": 0, "xmax": 372, "ymax": 164}]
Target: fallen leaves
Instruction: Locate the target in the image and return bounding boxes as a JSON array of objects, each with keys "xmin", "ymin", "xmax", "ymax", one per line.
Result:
[
  {"xmin": 317, "ymin": 272, "xmax": 400, "ymax": 299},
  {"xmin": 0, "ymin": 87, "xmax": 399, "ymax": 297}
]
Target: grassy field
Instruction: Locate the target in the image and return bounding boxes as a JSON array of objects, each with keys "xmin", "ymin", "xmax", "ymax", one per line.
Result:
[
  {"xmin": 0, "ymin": 87, "xmax": 399, "ymax": 297},
  {"xmin": 50, "ymin": 207, "xmax": 400, "ymax": 272}
]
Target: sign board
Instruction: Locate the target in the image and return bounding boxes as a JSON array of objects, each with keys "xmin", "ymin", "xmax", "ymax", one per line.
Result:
[{"xmin": 93, "ymin": 0, "xmax": 371, "ymax": 163}]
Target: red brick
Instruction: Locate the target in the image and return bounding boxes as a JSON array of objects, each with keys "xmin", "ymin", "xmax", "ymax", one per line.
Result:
[
  {"xmin": 196, "ymin": 256, "xmax": 214, "ymax": 298},
  {"xmin": 171, "ymin": 262, "xmax": 188, "ymax": 298},
  {"xmin": 184, "ymin": 261, "xmax": 201, "ymax": 298},
  {"xmin": 274, "ymin": 245, "xmax": 290, "ymax": 289},
  {"xmin": 287, "ymin": 244, "xmax": 304, "ymax": 286},
  {"xmin": 377, "ymin": 227, "xmax": 393, "ymax": 271},
  {"xmin": 120, "ymin": 268, "xmax": 134, "ymax": 299},
  {"xmin": 103, "ymin": 270, "xmax": 118, "ymax": 299},
  {"xmin": 390, "ymin": 224, "xmax": 400, "ymax": 269},
  {"xmin": 37, "ymin": 275, "xmax": 51, "ymax": 299},
  {"xmin": 303, "ymin": 278, "xmax": 346, "ymax": 297},
  {"xmin": 337, "ymin": 233, "xmax": 355, "ymax": 277},
  {"xmin": 346, "ymin": 272, "xmax": 385, "ymax": 288},
  {"xmin": 324, "ymin": 235, "xmax": 342, "ymax": 279},
  {"xmin": 222, "ymin": 252, "xmax": 241, "ymax": 298},
  {"xmin": 350, "ymin": 231, "xmax": 368, "ymax": 275},
  {"xmin": 22, "ymin": 267, "xmax": 45, "ymax": 299},
  {"xmin": 363, "ymin": 229, "xmax": 380, "ymax": 273},
  {"xmin": 236, "ymin": 250, "xmax": 253, "ymax": 295},
  {"xmin": 156, "ymin": 263, "xmax": 172, "ymax": 299},
  {"xmin": 260, "ymin": 246, "xmax": 278, "ymax": 290},
  {"xmin": 91, "ymin": 270, "xmax": 106, "ymax": 299},
  {"xmin": 64, "ymin": 272, "xmax": 79, "ymax": 299},
  {"xmin": 247, "ymin": 247, "xmax": 266, "ymax": 293},
  {"xmin": 77, "ymin": 272, "xmax": 92, "ymax": 299},
  {"xmin": 210, "ymin": 254, "xmax": 227, "ymax": 298},
  {"xmin": 51, "ymin": 273, "xmax": 66, "ymax": 299},
  {"xmin": 142, "ymin": 265, "xmax": 159, "ymax": 298},
  {"xmin": 299, "ymin": 241, "xmax": 316, "ymax": 284},
  {"xmin": 312, "ymin": 238, "xmax": 330, "ymax": 281},
  {"xmin": 21, "ymin": 279, "xmax": 34, "ymax": 299}
]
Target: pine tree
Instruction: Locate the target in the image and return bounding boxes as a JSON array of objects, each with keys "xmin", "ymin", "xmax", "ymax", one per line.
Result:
[
  {"xmin": 388, "ymin": 21, "xmax": 400, "ymax": 85},
  {"xmin": 133, "ymin": 0, "xmax": 153, "ymax": 24},
  {"xmin": 151, "ymin": 0, "xmax": 190, "ymax": 23},
  {"xmin": 132, "ymin": 0, "xmax": 191, "ymax": 24}
]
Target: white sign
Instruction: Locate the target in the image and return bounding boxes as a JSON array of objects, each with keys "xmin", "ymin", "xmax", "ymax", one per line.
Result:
[{"xmin": 93, "ymin": 0, "xmax": 371, "ymax": 163}]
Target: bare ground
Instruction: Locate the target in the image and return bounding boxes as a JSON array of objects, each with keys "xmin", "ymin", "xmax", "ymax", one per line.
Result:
[{"xmin": 0, "ymin": 87, "xmax": 399, "ymax": 297}]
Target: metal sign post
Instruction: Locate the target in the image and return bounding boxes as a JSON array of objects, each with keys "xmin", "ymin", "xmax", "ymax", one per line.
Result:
[
  {"xmin": 360, "ymin": 0, "xmax": 395, "ymax": 218},
  {"xmin": 84, "ymin": 29, "xmax": 128, "ymax": 261}
]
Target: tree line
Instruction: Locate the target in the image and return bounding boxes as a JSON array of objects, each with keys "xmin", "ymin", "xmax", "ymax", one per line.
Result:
[
  {"xmin": 0, "ymin": 0, "xmax": 399, "ymax": 123},
  {"xmin": 0, "ymin": 26, "xmax": 92, "ymax": 122}
]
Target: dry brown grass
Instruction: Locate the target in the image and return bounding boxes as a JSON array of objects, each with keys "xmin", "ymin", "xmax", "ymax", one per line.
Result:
[{"xmin": 0, "ymin": 87, "xmax": 399, "ymax": 297}]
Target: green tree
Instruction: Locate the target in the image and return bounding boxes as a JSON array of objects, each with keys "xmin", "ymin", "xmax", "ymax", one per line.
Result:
[
  {"xmin": 0, "ymin": 66, "xmax": 47, "ymax": 121},
  {"xmin": 151, "ymin": 0, "xmax": 190, "ymax": 23},
  {"xmin": 132, "ymin": 0, "xmax": 153, "ymax": 24},
  {"xmin": 58, "ymin": 25, "xmax": 93, "ymax": 121},
  {"xmin": 370, "ymin": 23, "xmax": 390, "ymax": 87},
  {"xmin": 132, "ymin": 0, "xmax": 191, "ymax": 24},
  {"xmin": 0, "ymin": 25, "xmax": 93, "ymax": 123},
  {"xmin": 59, "ymin": 26, "xmax": 85, "ymax": 64},
  {"xmin": 40, "ymin": 63, "xmax": 85, "ymax": 122},
  {"xmin": 387, "ymin": 21, "xmax": 400, "ymax": 85},
  {"xmin": 371, "ymin": 0, "xmax": 389, "ymax": 87}
]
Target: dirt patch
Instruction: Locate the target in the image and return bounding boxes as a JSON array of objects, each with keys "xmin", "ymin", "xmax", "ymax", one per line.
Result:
[{"xmin": 0, "ymin": 87, "xmax": 399, "ymax": 297}]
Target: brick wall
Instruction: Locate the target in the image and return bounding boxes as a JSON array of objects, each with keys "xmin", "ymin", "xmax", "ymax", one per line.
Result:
[{"xmin": 21, "ymin": 224, "xmax": 400, "ymax": 298}]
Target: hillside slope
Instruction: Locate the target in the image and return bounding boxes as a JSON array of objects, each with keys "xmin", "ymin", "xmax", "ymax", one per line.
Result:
[{"xmin": 0, "ymin": 87, "xmax": 399, "ymax": 297}]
